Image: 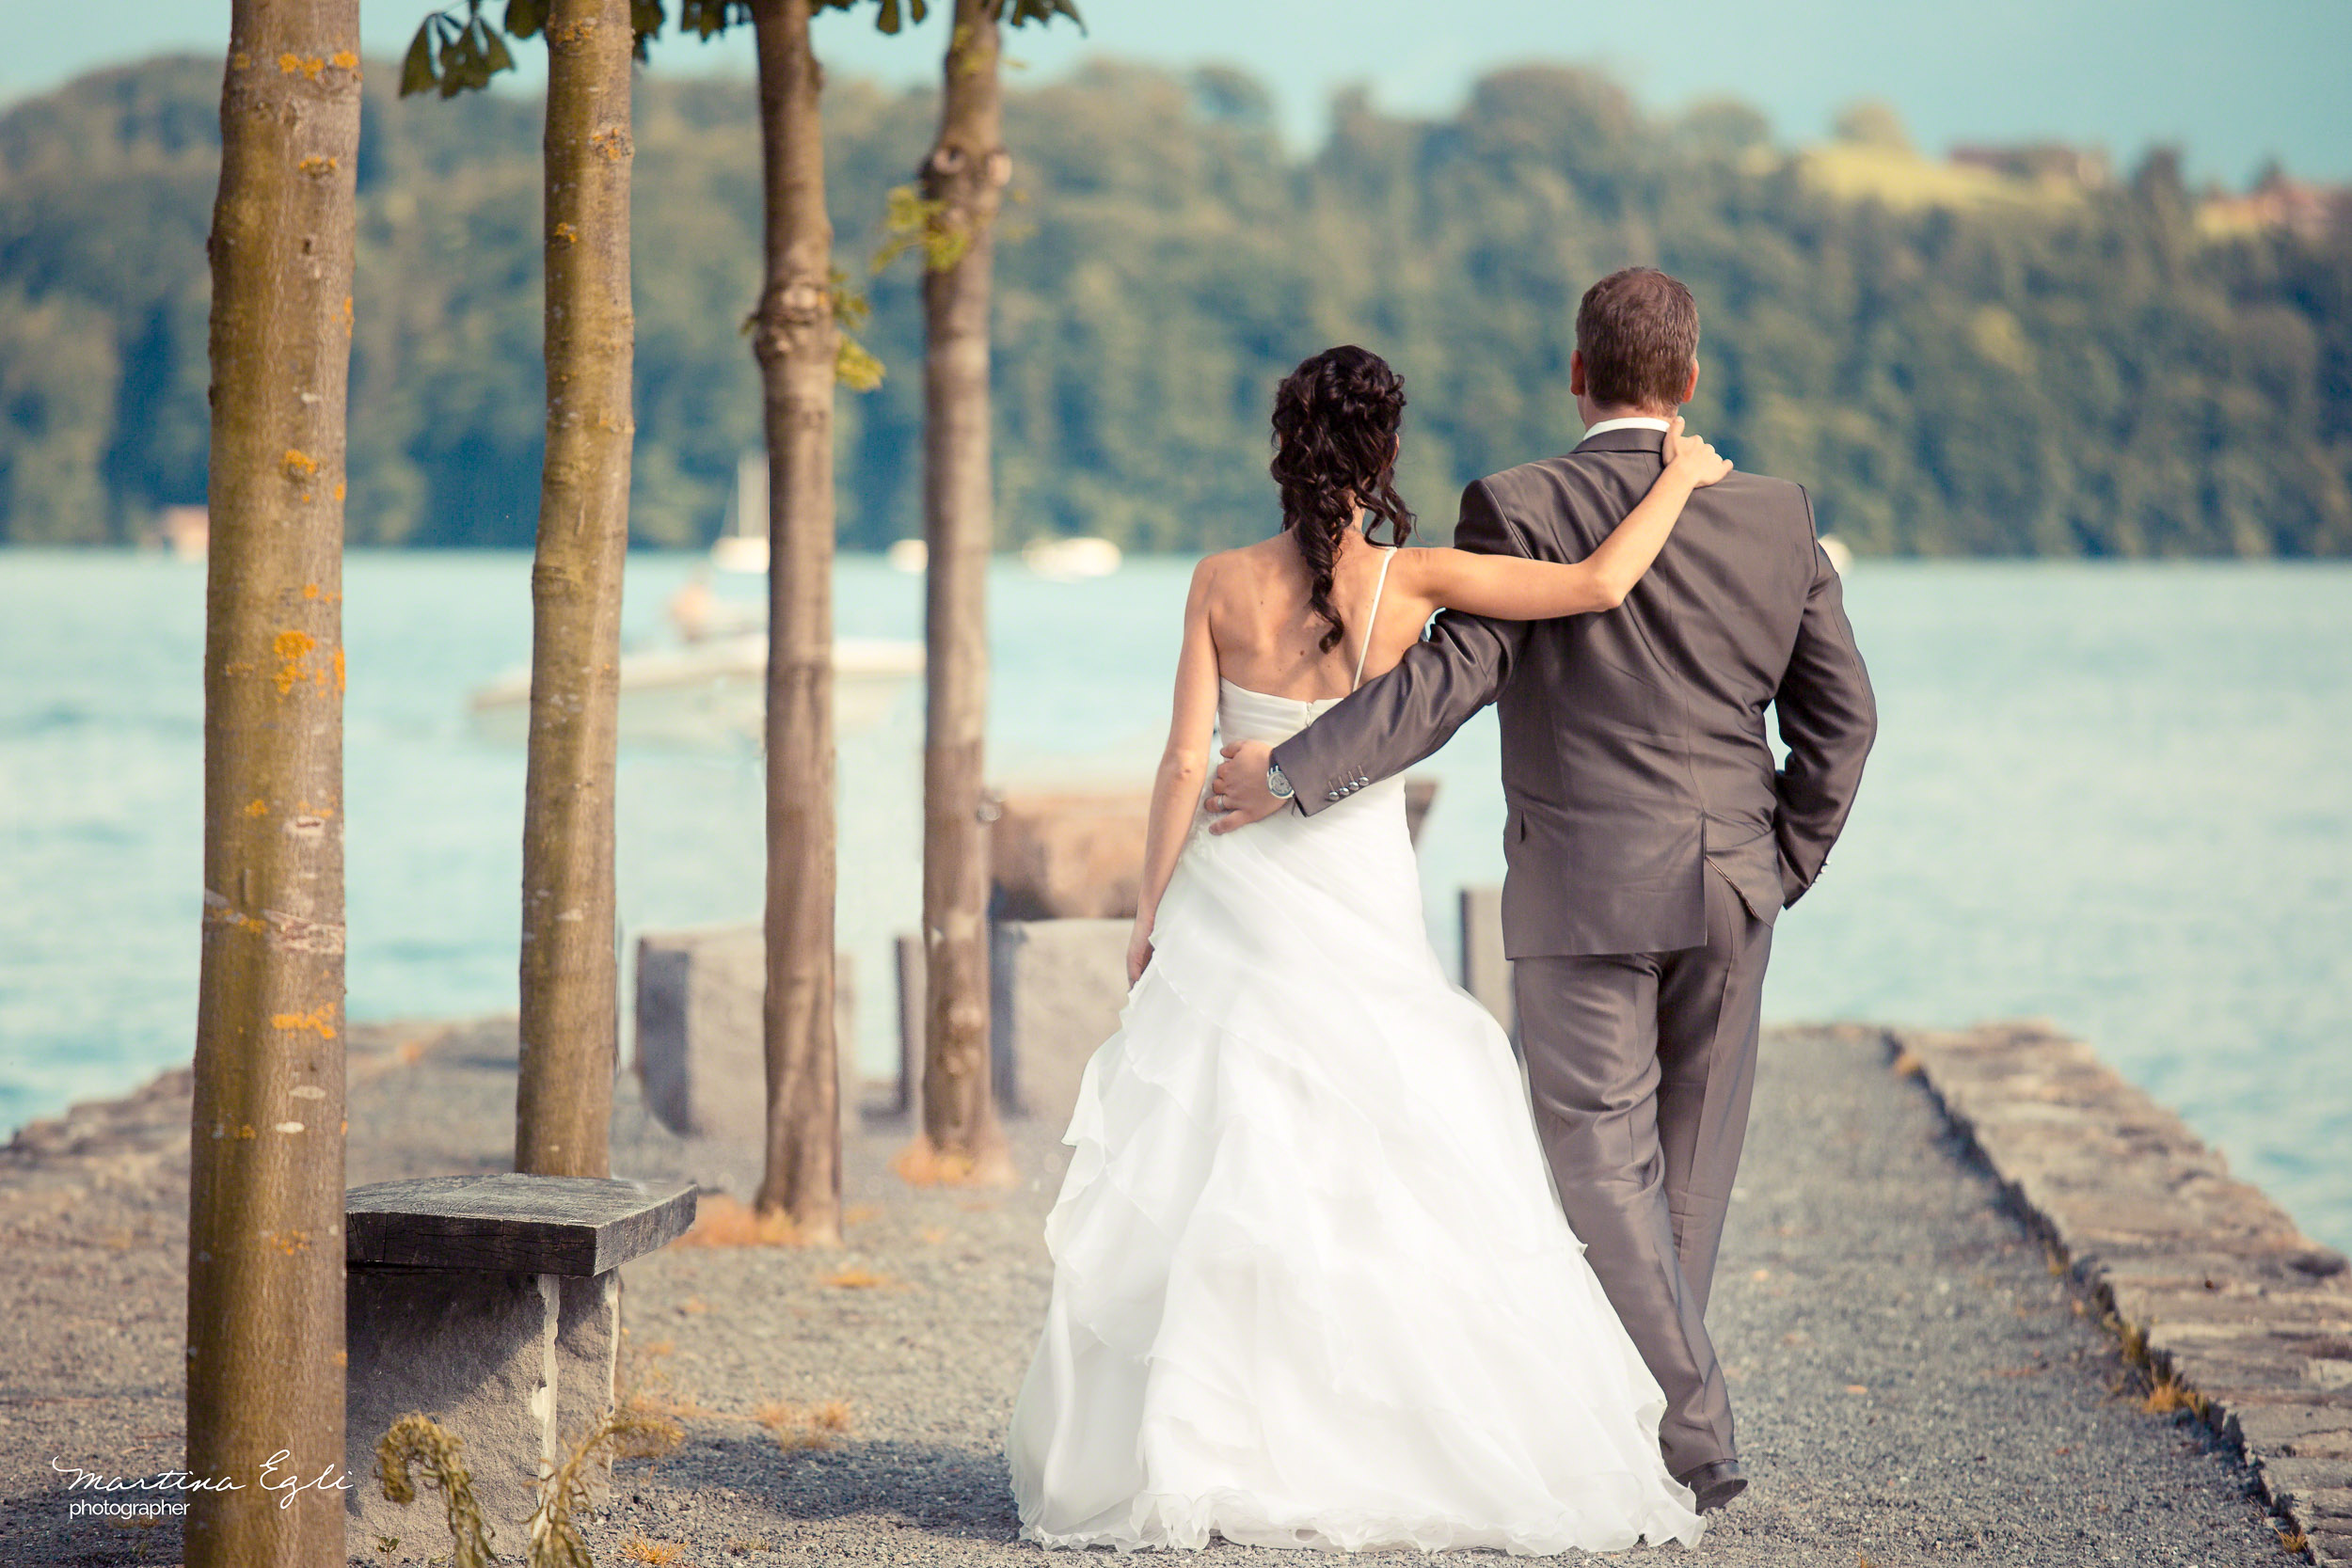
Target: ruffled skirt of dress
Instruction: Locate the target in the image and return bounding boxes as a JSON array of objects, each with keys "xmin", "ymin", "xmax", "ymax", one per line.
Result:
[{"xmin": 1004, "ymin": 782, "xmax": 1706, "ymax": 1555}]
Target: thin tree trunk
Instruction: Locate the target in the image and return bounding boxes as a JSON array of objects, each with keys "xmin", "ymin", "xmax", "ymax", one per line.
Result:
[
  {"xmin": 515, "ymin": 0, "xmax": 634, "ymax": 1178},
  {"xmin": 188, "ymin": 8, "xmax": 358, "ymax": 1563},
  {"xmin": 918, "ymin": 0, "xmax": 1014, "ymax": 1183},
  {"xmin": 749, "ymin": 0, "xmax": 843, "ymax": 1243}
]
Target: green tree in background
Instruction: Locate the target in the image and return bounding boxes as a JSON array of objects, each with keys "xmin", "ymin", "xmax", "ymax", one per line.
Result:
[{"xmin": 3, "ymin": 55, "xmax": 2348, "ymax": 557}]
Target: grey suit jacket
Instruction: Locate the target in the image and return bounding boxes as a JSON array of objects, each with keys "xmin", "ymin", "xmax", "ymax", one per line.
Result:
[{"xmin": 1273, "ymin": 425, "xmax": 1878, "ymax": 959}]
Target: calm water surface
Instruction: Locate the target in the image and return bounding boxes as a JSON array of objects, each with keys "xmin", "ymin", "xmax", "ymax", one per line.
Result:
[{"xmin": 2, "ymin": 551, "xmax": 2345, "ymax": 1250}]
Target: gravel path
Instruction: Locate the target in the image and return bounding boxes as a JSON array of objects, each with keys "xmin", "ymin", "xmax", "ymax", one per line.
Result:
[{"xmin": 0, "ymin": 1017, "xmax": 2302, "ymax": 1565}]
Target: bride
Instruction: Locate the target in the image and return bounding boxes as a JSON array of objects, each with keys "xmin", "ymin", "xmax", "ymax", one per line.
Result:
[{"xmin": 1006, "ymin": 345, "xmax": 1732, "ymax": 1555}]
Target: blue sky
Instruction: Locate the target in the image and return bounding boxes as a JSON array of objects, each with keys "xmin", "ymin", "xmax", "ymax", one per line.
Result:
[{"xmin": 12, "ymin": 0, "xmax": 2349, "ymax": 185}]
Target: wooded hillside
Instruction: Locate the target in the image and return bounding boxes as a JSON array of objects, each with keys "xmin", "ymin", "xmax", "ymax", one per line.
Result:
[{"xmin": 4, "ymin": 55, "xmax": 2346, "ymax": 555}]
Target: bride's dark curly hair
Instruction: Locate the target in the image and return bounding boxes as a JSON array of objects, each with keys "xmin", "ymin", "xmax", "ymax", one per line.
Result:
[{"xmin": 1269, "ymin": 345, "xmax": 1416, "ymax": 653}]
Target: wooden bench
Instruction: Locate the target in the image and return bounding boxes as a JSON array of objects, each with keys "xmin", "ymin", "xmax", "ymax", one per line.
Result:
[{"xmin": 343, "ymin": 1172, "xmax": 697, "ymax": 1562}]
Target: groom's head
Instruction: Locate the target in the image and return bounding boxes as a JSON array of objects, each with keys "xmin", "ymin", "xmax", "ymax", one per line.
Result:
[{"xmin": 1571, "ymin": 267, "xmax": 1700, "ymax": 423}]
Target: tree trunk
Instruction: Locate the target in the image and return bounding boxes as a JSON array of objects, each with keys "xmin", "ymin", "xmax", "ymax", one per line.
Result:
[
  {"xmin": 749, "ymin": 0, "xmax": 843, "ymax": 1243},
  {"xmin": 515, "ymin": 0, "xmax": 634, "ymax": 1179},
  {"xmin": 918, "ymin": 0, "xmax": 1014, "ymax": 1183},
  {"xmin": 187, "ymin": 8, "xmax": 358, "ymax": 1563}
]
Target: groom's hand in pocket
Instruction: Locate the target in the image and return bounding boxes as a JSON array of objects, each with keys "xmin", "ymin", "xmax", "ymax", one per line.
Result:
[{"xmin": 1209, "ymin": 740, "xmax": 1284, "ymax": 834}]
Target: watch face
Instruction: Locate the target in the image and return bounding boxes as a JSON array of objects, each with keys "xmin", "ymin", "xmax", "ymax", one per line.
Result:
[{"xmin": 1267, "ymin": 764, "xmax": 1295, "ymax": 799}]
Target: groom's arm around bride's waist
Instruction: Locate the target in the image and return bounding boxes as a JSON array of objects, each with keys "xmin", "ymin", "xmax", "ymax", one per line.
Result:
[
  {"xmin": 1274, "ymin": 479, "xmax": 1531, "ymax": 815},
  {"xmin": 1771, "ymin": 485, "xmax": 1878, "ymax": 908}
]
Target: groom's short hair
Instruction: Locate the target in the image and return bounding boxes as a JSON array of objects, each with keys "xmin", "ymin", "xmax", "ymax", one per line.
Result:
[{"xmin": 1576, "ymin": 267, "xmax": 1699, "ymax": 411}]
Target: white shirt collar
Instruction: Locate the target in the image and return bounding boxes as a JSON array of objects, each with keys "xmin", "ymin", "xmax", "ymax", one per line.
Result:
[{"xmin": 1581, "ymin": 416, "xmax": 1673, "ymax": 437}]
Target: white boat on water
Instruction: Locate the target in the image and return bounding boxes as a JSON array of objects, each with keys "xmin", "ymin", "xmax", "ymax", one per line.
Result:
[
  {"xmin": 711, "ymin": 451, "xmax": 771, "ymax": 575},
  {"xmin": 1022, "ymin": 535, "xmax": 1120, "ymax": 580},
  {"xmin": 468, "ymin": 634, "xmax": 922, "ymax": 749}
]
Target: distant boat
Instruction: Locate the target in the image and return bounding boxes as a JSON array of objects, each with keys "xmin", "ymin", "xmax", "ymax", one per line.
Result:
[
  {"xmin": 148, "ymin": 504, "xmax": 208, "ymax": 562},
  {"xmin": 1022, "ymin": 535, "xmax": 1121, "ymax": 581},
  {"xmin": 710, "ymin": 450, "xmax": 770, "ymax": 574},
  {"xmin": 886, "ymin": 538, "xmax": 927, "ymax": 574},
  {"xmin": 467, "ymin": 634, "xmax": 922, "ymax": 749},
  {"xmin": 1818, "ymin": 534, "xmax": 1854, "ymax": 575}
]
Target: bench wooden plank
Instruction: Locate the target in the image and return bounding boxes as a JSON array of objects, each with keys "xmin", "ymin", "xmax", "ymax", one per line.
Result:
[{"xmin": 344, "ymin": 1173, "xmax": 697, "ymax": 1275}]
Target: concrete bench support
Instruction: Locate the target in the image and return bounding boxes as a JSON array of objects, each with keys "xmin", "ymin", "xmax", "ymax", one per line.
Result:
[
  {"xmin": 1459, "ymin": 885, "xmax": 1518, "ymax": 1053},
  {"xmin": 343, "ymin": 1173, "xmax": 696, "ymax": 1564}
]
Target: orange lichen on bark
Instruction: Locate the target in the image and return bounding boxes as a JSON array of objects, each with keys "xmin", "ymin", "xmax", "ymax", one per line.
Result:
[
  {"xmin": 272, "ymin": 1005, "xmax": 339, "ymax": 1041},
  {"xmin": 298, "ymin": 155, "xmax": 340, "ymax": 176},
  {"xmin": 278, "ymin": 53, "xmax": 326, "ymax": 79},
  {"xmin": 271, "ymin": 629, "xmax": 318, "ymax": 694},
  {"xmin": 245, "ymin": 799, "xmax": 268, "ymax": 817},
  {"xmin": 281, "ymin": 449, "xmax": 318, "ymax": 478}
]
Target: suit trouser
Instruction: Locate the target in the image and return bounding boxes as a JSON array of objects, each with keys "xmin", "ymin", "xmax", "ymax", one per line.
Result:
[{"xmin": 1512, "ymin": 863, "xmax": 1772, "ymax": 1479}]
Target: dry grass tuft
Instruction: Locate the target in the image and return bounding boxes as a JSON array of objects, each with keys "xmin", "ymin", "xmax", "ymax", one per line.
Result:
[
  {"xmin": 618, "ymin": 1336, "xmax": 706, "ymax": 1422},
  {"xmin": 619, "ymin": 1537, "xmax": 684, "ymax": 1564},
  {"xmin": 2280, "ymin": 1528, "xmax": 2309, "ymax": 1555},
  {"xmin": 756, "ymin": 1397, "xmax": 856, "ymax": 1450},
  {"xmin": 1889, "ymin": 1049, "xmax": 1924, "ymax": 1077},
  {"xmin": 892, "ymin": 1132, "xmax": 1018, "ymax": 1189},
  {"xmin": 824, "ymin": 1266, "xmax": 894, "ymax": 1290},
  {"xmin": 2142, "ymin": 1371, "xmax": 2189, "ymax": 1416},
  {"xmin": 843, "ymin": 1202, "xmax": 882, "ymax": 1226},
  {"xmin": 673, "ymin": 1192, "xmax": 806, "ymax": 1248}
]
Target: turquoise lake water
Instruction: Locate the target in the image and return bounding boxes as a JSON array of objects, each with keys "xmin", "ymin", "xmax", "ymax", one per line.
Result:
[{"xmin": 2, "ymin": 550, "xmax": 2345, "ymax": 1252}]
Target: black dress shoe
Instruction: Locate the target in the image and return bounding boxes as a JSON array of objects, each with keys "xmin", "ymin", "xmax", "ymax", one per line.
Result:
[{"xmin": 1674, "ymin": 1458, "xmax": 1747, "ymax": 1513}]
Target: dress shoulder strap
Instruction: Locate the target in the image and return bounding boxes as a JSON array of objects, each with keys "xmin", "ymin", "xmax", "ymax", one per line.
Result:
[{"xmin": 1350, "ymin": 546, "xmax": 1397, "ymax": 692}]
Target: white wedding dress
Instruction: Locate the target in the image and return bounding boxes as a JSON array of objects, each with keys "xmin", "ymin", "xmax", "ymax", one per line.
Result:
[{"xmin": 1006, "ymin": 553, "xmax": 1706, "ymax": 1556}]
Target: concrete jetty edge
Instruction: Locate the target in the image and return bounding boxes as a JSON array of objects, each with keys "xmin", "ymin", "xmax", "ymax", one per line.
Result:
[{"xmin": 1887, "ymin": 1019, "xmax": 2352, "ymax": 1564}]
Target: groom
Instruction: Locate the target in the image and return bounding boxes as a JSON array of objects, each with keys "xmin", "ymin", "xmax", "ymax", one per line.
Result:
[{"xmin": 1210, "ymin": 267, "xmax": 1877, "ymax": 1511}]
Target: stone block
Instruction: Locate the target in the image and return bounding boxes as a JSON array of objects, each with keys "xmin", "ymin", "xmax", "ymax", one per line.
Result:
[
  {"xmin": 1459, "ymin": 885, "xmax": 1515, "ymax": 1048},
  {"xmin": 633, "ymin": 925, "xmax": 855, "ymax": 1144},
  {"xmin": 991, "ymin": 918, "xmax": 1131, "ymax": 1126},
  {"xmin": 992, "ymin": 792, "xmax": 1150, "ymax": 920},
  {"xmin": 1403, "ymin": 777, "xmax": 1438, "ymax": 844},
  {"xmin": 894, "ymin": 931, "xmax": 1016, "ymax": 1123}
]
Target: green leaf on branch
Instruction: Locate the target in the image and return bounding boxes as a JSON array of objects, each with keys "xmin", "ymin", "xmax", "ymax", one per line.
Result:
[
  {"xmin": 679, "ymin": 0, "xmax": 748, "ymax": 38},
  {"xmin": 1003, "ymin": 0, "xmax": 1083, "ymax": 32},
  {"xmin": 503, "ymin": 0, "xmax": 547, "ymax": 39},
  {"xmin": 831, "ymin": 269, "xmax": 885, "ymax": 389},
  {"xmin": 629, "ymin": 0, "xmax": 666, "ymax": 59},
  {"xmin": 871, "ymin": 183, "xmax": 973, "ymax": 275},
  {"xmin": 399, "ymin": 21, "xmax": 438, "ymax": 96}
]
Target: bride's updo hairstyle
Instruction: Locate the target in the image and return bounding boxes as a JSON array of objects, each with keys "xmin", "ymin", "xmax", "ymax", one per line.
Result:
[{"xmin": 1269, "ymin": 345, "xmax": 1416, "ymax": 653}]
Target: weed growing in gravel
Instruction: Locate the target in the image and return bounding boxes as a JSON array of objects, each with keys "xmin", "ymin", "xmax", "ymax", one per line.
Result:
[
  {"xmin": 619, "ymin": 1535, "xmax": 685, "ymax": 1563},
  {"xmin": 375, "ymin": 1414, "xmax": 494, "ymax": 1568},
  {"xmin": 529, "ymin": 1404, "xmax": 686, "ymax": 1568},
  {"xmin": 756, "ymin": 1398, "xmax": 855, "ymax": 1450},
  {"xmin": 373, "ymin": 1406, "xmax": 685, "ymax": 1568}
]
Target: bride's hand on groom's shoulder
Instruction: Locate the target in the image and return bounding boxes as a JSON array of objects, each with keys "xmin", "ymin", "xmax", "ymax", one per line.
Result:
[
  {"xmin": 1209, "ymin": 740, "xmax": 1284, "ymax": 834},
  {"xmin": 1662, "ymin": 415, "xmax": 1733, "ymax": 487}
]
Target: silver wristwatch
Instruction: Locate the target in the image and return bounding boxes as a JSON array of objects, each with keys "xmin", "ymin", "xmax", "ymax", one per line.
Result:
[{"xmin": 1265, "ymin": 761, "xmax": 1295, "ymax": 801}]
